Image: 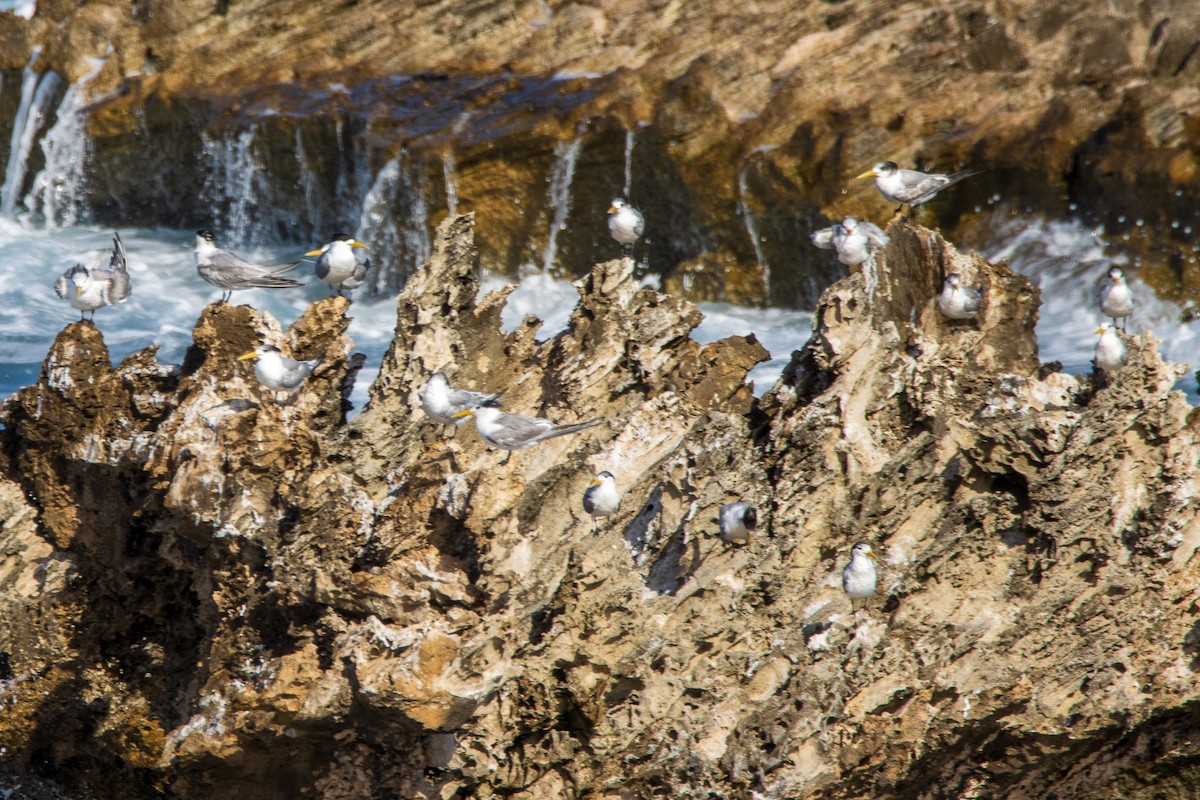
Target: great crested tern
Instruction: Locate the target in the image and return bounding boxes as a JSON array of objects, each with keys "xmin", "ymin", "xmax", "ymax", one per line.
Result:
[
  {"xmin": 811, "ymin": 217, "xmax": 889, "ymax": 266},
  {"xmin": 857, "ymin": 161, "xmax": 979, "ymax": 212},
  {"xmin": 194, "ymin": 229, "xmax": 304, "ymax": 302},
  {"xmin": 1098, "ymin": 266, "xmax": 1133, "ymax": 331},
  {"xmin": 607, "ymin": 198, "xmax": 644, "ymax": 253},
  {"xmin": 718, "ymin": 501, "xmax": 757, "ymax": 546},
  {"xmin": 842, "ymin": 541, "xmax": 879, "ymax": 602},
  {"xmin": 453, "ymin": 405, "xmax": 602, "ymax": 465},
  {"xmin": 422, "ymin": 371, "xmax": 505, "ymax": 433},
  {"xmin": 54, "ymin": 231, "xmax": 131, "ymax": 321},
  {"xmin": 306, "ymin": 233, "xmax": 371, "ymax": 295},
  {"xmin": 1093, "ymin": 322, "xmax": 1128, "ymax": 374},
  {"xmin": 938, "ymin": 273, "xmax": 982, "ymax": 320},
  {"xmin": 583, "ymin": 471, "xmax": 621, "ymax": 533},
  {"xmin": 238, "ymin": 344, "xmax": 323, "ymax": 403}
]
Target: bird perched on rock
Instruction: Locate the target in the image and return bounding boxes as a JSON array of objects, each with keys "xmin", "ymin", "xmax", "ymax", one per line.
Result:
[
  {"xmin": 1093, "ymin": 322, "xmax": 1128, "ymax": 374},
  {"xmin": 607, "ymin": 198, "xmax": 644, "ymax": 253},
  {"xmin": 422, "ymin": 371, "xmax": 505, "ymax": 433},
  {"xmin": 583, "ymin": 471, "xmax": 621, "ymax": 533},
  {"xmin": 453, "ymin": 406, "xmax": 602, "ymax": 465},
  {"xmin": 718, "ymin": 502, "xmax": 757, "ymax": 546},
  {"xmin": 194, "ymin": 229, "xmax": 304, "ymax": 303},
  {"xmin": 857, "ymin": 161, "xmax": 979, "ymax": 213},
  {"xmin": 938, "ymin": 273, "xmax": 982, "ymax": 320},
  {"xmin": 54, "ymin": 231, "xmax": 130, "ymax": 321},
  {"xmin": 811, "ymin": 217, "xmax": 889, "ymax": 267},
  {"xmin": 238, "ymin": 344, "xmax": 323, "ymax": 403},
  {"xmin": 842, "ymin": 542, "xmax": 879, "ymax": 604},
  {"xmin": 1098, "ymin": 266, "xmax": 1134, "ymax": 332},
  {"xmin": 306, "ymin": 233, "xmax": 371, "ymax": 295}
]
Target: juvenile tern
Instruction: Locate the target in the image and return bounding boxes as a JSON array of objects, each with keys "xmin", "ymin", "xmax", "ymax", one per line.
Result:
[
  {"xmin": 842, "ymin": 542, "xmax": 879, "ymax": 602},
  {"xmin": 54, "ymin": 231, "xmax": 130, "ymax": 321},
  {"xmin": 422, "ymin": 372, "xmax": 505, "ymax": 433},
  {"xmin": 857, "ymin": 161, "xmax": 979, "ymax": 211},
  {"xmin": 306, "ymin": 233, "xmax": 371, "ymax": 295},
  {"xmin": 583, "ymin": 471, "xmax": 621, "ymax": 533},
  {"xmin": 238, "ymin": 344, "xmax": 323, "ymax": 403},
  {"xmin": 718, "ymin": 501, "xmax": 757, "ymax": 546},
  {"xmin": 607, "ymin": 198, "xmax": 644, "ymax": 253},
  {"xmin": 938, "ymin": 273, "xmax": 982, "ymax": 320},
  {"xmin": 1093, "ymin": 322, "xmax": 1127, "ymax": 374},
  {"xmin": 1098, "ymin": 266, "xmax": 1133, "ymax": 331},
  {"xmin": 453, "ymin": 405, "xmax": 602, "ymax": 464},
  {"xmin": 194, "ymin": 229, "xmax": 304, "ymax": 302},
  {"xmin": 811, "ymin": 217, "xmax": 889, "ymax": 266}
]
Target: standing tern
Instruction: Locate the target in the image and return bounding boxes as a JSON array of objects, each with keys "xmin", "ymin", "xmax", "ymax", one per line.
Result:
[
  {"xmin": 194, "ymin": 229, "xmax": 304, "ymax": 302},
  {"xmin": 718, "ymin": 501, "xmax": 757, "ymax": 546},
  {"xmin": 1093, "ymin": 322, "xmax": 1127, "ymax": 374},
  {"xmin": 54, "ymin": 231, "xmax": 130, "ymax": 321},
  {"xmin": 1098, "ymin": 266, "xmax": 1133, "ymax": 331},
  {"xmin": 583, "ymin": 471, "xmax": 621, "ymax": 533},
  {"xmin": 811, "ymin": 217, "xmax": 889, "ymax": 266},
  {"xmin": 857, "ymin": 161, "xmax": 979, "ymax": 212},
  {"xmin": 422, "ymin": 372, "xmax": 505, "ymax": 433},
  {"xmin": 607, "ymin": 198, "xmax": 644, "ymax": 254},
  {"xmin": 238, "ymin": 344, "xmax": 323, "ymax": 403},
  {"xmin": 306, "ymin": 233, "xmax": 371, "ymax": 295},
  {"xmin": 453, "ymin": 406, "xmax": 602, "ymax": 465},
  {"xmin": 938, "ymin": 273, "xmax": 982, "ymax": 320},
  {"xmin": 842, "ymin": 541, "xmax": 879, "ymax": 605}
]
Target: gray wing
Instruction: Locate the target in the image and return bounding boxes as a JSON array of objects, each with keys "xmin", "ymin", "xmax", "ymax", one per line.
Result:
[
  {"xmin": 487, "ymin": 412, "xmax": 558, "ymax": 448},
  {"xmin": 858, "ymin": 221, "xmax": 890, "ymax": 247},
  {"xmin": 964, "ymin": 287, "xmax": 983, "ymax": 314},
  {"xmin": 93, "ymin": 269, "xmax": 132, "ymax": 305},
  {"xmin": 894, "ymin": 170, "xmax": 952, "ymax": 203},
  {"xmin": 341, "ymin": 250, "xmax": 371, "ymax": 290},
  {"xmin": 277, "ymin": 356, "xmax": 320, "ymax": 390},
  {"xmin": 53, "ymin": 268, "xmax": 73, "ymax": 299},
  {"xmin": 200, "ymin": 252, "xmax": 305, "ymax": 289},
  {"xmin": 811, "ymin": 227, "xmax": 835, "ymax": 249},
  {"xmin": 631, "ymin": 211, "xmax": 645, "ymax": 239},
  {"xmin": 313, "ymin": 252, "xmax": 332, "ymax": 283},
  {"xmin": 446, "ymin": 387, "xmax": 503, "ymax": 414}
]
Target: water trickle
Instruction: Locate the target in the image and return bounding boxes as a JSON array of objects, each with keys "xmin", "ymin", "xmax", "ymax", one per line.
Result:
[
  {"xmin": 623, "ymin": 129, "xmax": 635, "ymax": 199},
  {"xmin": 23, "ymin": 56, "xmax": 108, "ymax": 227},
  {"xmin": 356, "ymin": 152, "xmax": 432, "ymax": 293},
  {"xmin": 541, "ymin": 128, "xmax": 585, "ymax": 273},
  {"xmin": 295, "ymin": 128, "xmax": 323, "ymax": 234},
  {"xmin": 737, "ymin": 161, "xmax": 770, "ymax": 302},
  {"xmin": 0, "ymin": 53, "xmax": 61, "ymax": 218},
  {"xmin": 443, "ymin": 151, "xmax": 459, "ymax": 217},
  {"xmin": 201, "ymin": 127, "xmax": 267, "ymax": 246}
]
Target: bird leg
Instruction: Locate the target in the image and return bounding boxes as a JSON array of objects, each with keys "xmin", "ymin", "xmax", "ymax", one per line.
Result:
[{"xmin": 500, "ymin": 452, "xmax": 512, "ymax": 466}]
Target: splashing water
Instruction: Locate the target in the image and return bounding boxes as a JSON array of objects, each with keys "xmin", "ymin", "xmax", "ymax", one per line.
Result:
[{"xmin": 0, "ymin": 54, "xmax": 61, "ymax": 218}]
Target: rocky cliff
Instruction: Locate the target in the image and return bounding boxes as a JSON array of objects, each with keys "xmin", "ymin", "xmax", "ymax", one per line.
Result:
[
  {"xmin": 0, "ymin": 214, "xmax": 1197, "ymax": 798},
  {"xmin": 1, "ymin": 0, "xmax": 1198, "ymax": 305}
]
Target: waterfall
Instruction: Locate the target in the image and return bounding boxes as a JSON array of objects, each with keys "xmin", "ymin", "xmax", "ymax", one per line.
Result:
[
  {"xmin": 623, "ymin": 128, "xmax": 635, "ymax": 199},
  {"xmin": 541, "ymin": 129, "xmax": 584, "ymax": 273},
  {"xmin": 356, "ymin": 152, "xmax": 431, "ymax": 294},
  {"xmin": 201, "ymin": 127, "xmax": 269, "ymax": 247},
  {"xmin": 737, "ymin": 161, "xmax": 770, "ymax": 302},
  {"xmin": 0, "ymin": 52, "xmax": 61, "ymax": 218},
  {"xmin": 443, "ymin": 151, "xmax": 458, "ymax": 217},
  {"xmin": 295, "ymin": 128, "xmax": 324, "ymax": 234}
]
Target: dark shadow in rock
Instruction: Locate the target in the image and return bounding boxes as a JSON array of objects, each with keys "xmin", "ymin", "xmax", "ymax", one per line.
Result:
[{"xmin": 622, "ymin": 485, "xmax": 663, "ymax": 563}]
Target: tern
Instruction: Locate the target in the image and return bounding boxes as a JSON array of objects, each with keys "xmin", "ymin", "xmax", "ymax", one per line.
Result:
[
  {"xmin": 842, "ymin": 542, "xmax": 879, "ymax": 603},
  {"xmin": 718, "ymin": 502, "xmax": 757, "ymax": 546},
  {"xmin": 453, "ymin": 406, "xmax": 602, "ymax": 465},
  {"xmin": 583, "ymin": 471, "xmax": 621, "ymax": 533},
  {"xmin": 938, "ymin": 273, "xmax": 982, "ymax": 320},
  {"xmin": 1093, "ymin": 322, "xmax": 1128, "ymax": 374},
  {"xmin": 238, "ymin": 344, "xmax": 323, "ymax": 403},
  {"xmin": 857, "ymin": 161, "xmax": 979, "ymax": 212},
  {"xmin": 607, "ymin": 198, "xmax": 644, "ymax": 254},
  {"xmin": 811, "ymin": 217, "xmax": 889, "ymax": 266},
  {"xmin": 194, "ymin": 229, "xmax": 304, "ymax": 302},
  {"xmin": 422, "ymin": 371, "xmax": 505, "ymax": 434},
  {"xmin": 306, "ymin": 233, "xmax": 371, "ymax": 295},
  {"xmin": 1098, "ymin": 266, "xmax": 1133, "ymax": 332},
  {"xmin": 54, "ymin": 231, "xmax": 131, "ymax": 321}
]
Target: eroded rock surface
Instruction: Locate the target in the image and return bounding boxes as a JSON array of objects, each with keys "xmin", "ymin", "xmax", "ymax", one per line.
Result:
[{"xmin": 1, "ymin": 214, "xmax": 1198, "ymax": 799}]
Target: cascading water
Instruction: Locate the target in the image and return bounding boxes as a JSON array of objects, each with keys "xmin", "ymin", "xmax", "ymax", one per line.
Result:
[
  {"xmin": 541, "ymin": 128, "xmax": 584, "ymax": 273},
  {"xmin": 356, "ymin": 152, "xmax": 432, "ymax": 294},
  {"xmin": 443, "ymin": 151, "xmax": 459, "ymax": 217},
  {"xmin": 23, "ymin": 55, "xmax": 109, "ymax": 228},
  {"xmin": 201, "ymin": 127, "xmax": 269, "ymax": 246},
  {"xmin": 737, "ymin": 160, "xmax": 770, "ymax": 302},
  {"xmin": 0, "ymin": 52, "xmax": 61, "ymax": 218},
  {"xmin": 623, "ymin": 129, "xmax": 635, "ymax": 199}
]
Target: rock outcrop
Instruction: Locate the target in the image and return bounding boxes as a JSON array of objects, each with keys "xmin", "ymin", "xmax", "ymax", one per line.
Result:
[{"xmin": 0, "ymin": 213, "xmax": 1198, "ymax": 798}]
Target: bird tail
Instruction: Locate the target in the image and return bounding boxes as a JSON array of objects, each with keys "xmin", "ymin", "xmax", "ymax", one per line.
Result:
[
  {"xmin": 249, "ymin": 275, "xmax": 306, "ymax": 289},
  {"xmin": 110, "ymin": 232, "xmax": 128, "ymax": 273},
  {"xmin": 944, "ymin": 166, "xmax": 983, "ymax": 189},
  {"xmin": 268, "ymin": 261, "xmax": 303, "ymax": 276},
  {"xmin": 546, "ymin": 418, "xmax": 603, "ymax": 440}
]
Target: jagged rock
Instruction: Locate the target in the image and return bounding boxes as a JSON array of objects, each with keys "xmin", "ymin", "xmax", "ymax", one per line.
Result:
[{"xmin": 1, "ymin": 214, "xmax": 1199, "ymax": 799}]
